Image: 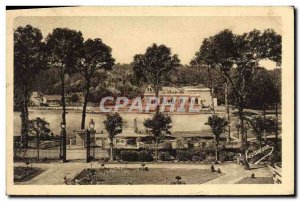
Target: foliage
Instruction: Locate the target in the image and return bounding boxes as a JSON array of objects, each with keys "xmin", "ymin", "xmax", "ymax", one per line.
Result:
[
  {"xmin": 206, "ymin": 115, "xmax": 228, "ymax": 160},
  {"xmin": 144, "ymin": 113, "xmax": 172, "ymax": 142},
  {"xmin": 191, "ymin": 29, "xmax": 281, "ymax": 152},
  {"xmin": 28, "ymin": 117, "xmax": 52, "ymax": 140},
  {"xmin": 159, "ymin": 152, "xmax": 172, "ymax": 161},
  {"xmin": 76, "ymin": 38, "xmax": 115, "ymax": 129},
  {"xmin": 247, "ymin": 68, "xmax": 280, "ymax": 109},
  {"xmin": 45, "ymin": 28, "xmax": 84, "ymax": 126},
  {"xmin": 162, "ymin": 141, "xmax": 173, "ymax": 150},
  {"xmin": 144, "ymin": 113, "xmax": 172, "ymax": 161},
  {"xmin": 133, "ymin": 43, "xmax": 181, "ymax": 103},
  {"xmin": 120, "ymin": 150, "xmax": 139, "ymax": 161},
  {"xmin": 70, "ymin": 94, "xmax": 80, "ymax": 103},
  {"xmin": 120, "ymin": 150, "xmax": 153, "ymax": 162},
  {"xmin": 14, "ymin": 25, "xmax": 46, "ymax": 146},
  {"xmin": 137, "ymin": 150, "xmax": 154, "ymax": 162},
  {"xmin": 249, "ymin": 115, "xmax": 278, "ymax": 148},
  {"xmin": 103, "ymin": 113, "xmax": 124, "ymax": 141}
]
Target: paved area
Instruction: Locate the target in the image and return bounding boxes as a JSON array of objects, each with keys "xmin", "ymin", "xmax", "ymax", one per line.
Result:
[{"xmin": 14, "ymin": 161, "xmax": 272, "ymax": 185}]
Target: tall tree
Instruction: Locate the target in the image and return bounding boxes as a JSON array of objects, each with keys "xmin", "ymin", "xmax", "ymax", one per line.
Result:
[
  {"xmin": 206, "ymin": 115, "xmax": 228, "ymax": 161},
  {"xmin": 14, "ymin": 25, "xmax": 46, "ymax": 147},
  {"xmin": 45, "ymin": 28, "xmax": 84, "ymax": 126},
  {"xmin": 76, "ymin": 38, "xmax": 115, "ymax": 129},
  {"xmin": 133, "ymin": 43, "xmax": 180, "ymax": 113},
  {"xmin": 144, "ymin": 113, "xmax": 172, "ymax": 161},
  {"xmin": 192, "ymin": 29, "xmax": 281, "ymax": 149},
  {"xmin": 103, "ymin": 113, "xmax": 124, "ymax": 161}
]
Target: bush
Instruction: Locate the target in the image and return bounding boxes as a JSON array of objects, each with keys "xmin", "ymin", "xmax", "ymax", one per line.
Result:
[
  {"xmin": 176, "ymin": 150, "xmax": 192, "ymax": 161},
  {"xmin": 217, "ymin": 168, "xmax": 221, "ymax": 173},
  {"xmin": 120, "ymin": 150, "xmax": 139, "ymax": 161},
  {"xmin": 159, "ymin": 152, "xmax": 172, "ymax": 161},
  {"xmin": 162, "ymin": 141, "xmax": 172, "ymax": 150},
  {"xmin": 192, "ymin": 156, "xmax": 201, "ymax": 162},
  {"xmin": 138, "ymin": 150, "xmax": 153, "ymax": 162},
  {"xmin": 219, "ymin": 151, "xmax": 236, "ymax": 162},
  {"xmin": 211, "ymin": 165, "xmax": 215, "ymax": 172}
]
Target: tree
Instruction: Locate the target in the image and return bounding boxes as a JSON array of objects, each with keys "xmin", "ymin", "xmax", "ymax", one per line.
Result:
[
  {"xmin": 14, "ymin": 25, "xmax": 46, "ymax": 147},
  {"xmin": 206, "ymin": 115, "xmax": 228, "ymax": 161},
  {"xmin": 133, "ymin": 43, "xmax": 181, "ymax": 113},
  {"xmin": 249, "ymin": 116, "xmax": 266, "ymax": 149},
  {"xmin": 249, "ymin": 115, "xmax": 278, "ymax": 150},
  {"xmin": 192, "ymin": 29, "xmax": 281, "ymax": 151},
  {"xmin": 28, "ymin": 117, "xmax": 52, "ymax": 160},
  {"xmin": 45, "ymin": 28, "xmax": 84, "ymax": 126},
  {"xmin": 247, "ymin": 68, "xmax": 279, "ymax": 114},
  {"xmin": 103, "ymin": 113, "xmax": 124, "ymax": 161},
  {"xmin": 76, "ymin": 38, "xmax": 115, "ymax": 129},
  {"xmin": 144, "ymin": 113, "xmax": 172, "ymax": 161}
]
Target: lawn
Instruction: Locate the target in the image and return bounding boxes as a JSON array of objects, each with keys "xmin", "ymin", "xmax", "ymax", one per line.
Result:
[
  {"xmin": 14, "ymin": 166, "xmax": 45, "ymax": 182},
  {"xmin": 72, "ymin": 167, "xmax": 224, "ymax": 185},
  {"xmin": 235, "ymin": 177, "xmax": 274, "ymax": 184}
]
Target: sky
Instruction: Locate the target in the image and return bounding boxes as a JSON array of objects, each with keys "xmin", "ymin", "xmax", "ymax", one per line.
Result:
[{"xmin": 14, "ymin": 16, "xmax": 281, "ymax": 68}]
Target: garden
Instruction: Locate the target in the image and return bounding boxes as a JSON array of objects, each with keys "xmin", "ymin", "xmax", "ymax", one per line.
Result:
[
  {"xmin": 70, "ymin": 166, "xmax": 224, "ymax": 185},
  {"xmin": 14, "ymin": 166, "xmax": 45, "ymax": 182}
]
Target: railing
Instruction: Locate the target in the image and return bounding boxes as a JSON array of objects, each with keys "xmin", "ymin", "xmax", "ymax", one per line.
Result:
[{"xmin": 268, "ymin": 164, "xmax": 282, "ymax": 184}]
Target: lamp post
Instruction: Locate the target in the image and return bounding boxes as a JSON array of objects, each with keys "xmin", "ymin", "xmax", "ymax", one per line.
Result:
[
  {"xmin": 86, "ymin": 119, "xmax": 95, "ymax": 163},
  {"xmin": 61, "ymin": 122, "xmax": 67, "ymax": 163}
]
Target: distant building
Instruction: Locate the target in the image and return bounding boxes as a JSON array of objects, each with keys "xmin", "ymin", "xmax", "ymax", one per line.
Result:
[
  {"xmin": 143, "ymin": 85, "xmax": 217, "ymax": 111},
  {"xmin": 42, "ymin": 95, "xmax": 62, "ymax": 106},
  {"xmin": 30, "ymin": 91, "xmax": 43, "ymax": 106}
]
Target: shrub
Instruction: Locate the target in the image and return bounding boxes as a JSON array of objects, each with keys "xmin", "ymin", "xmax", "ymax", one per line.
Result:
[
  {"xmin": 217, "ymin": 168, "xmax": 221, "ymax": 173},
  {"xmin": 251, "ymin": 173, "xmax": 255, "ymax": 178},
  {"xmin": 211, "ymin": 165, "xmax": 215, "ymax": 172},
  {"xmin": 159, "ymin": 152, "xmax": 172, "ymax": 161},
  {"xmin": 120, "ymin": 150, "xmax": 139, "ymax": 161},
  {"xmin": 176, "ymin": 150, "xmax": 191, "ymax": 161},
  {"xmin": 138, "ymin": 150, "xmax": 153, "ymax": 162},
  {"xmin": 162, "ymin": 141, "xmax": 172, "ymax": 150},
  {"xmin": 219, "ymin": 151, "xmax": 236, "ymax": 162},
  {"xmin": 192, "ymin": 156, "xmax": 201, "ymax": 162}
]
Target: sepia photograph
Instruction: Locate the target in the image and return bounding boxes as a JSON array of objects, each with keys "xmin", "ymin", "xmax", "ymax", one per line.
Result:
[{"xmin": 6, "ymin": 6, "xmax": 294, "ymax": 196}]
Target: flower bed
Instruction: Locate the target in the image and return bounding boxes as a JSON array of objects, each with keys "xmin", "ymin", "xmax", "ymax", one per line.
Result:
[
  {"xmin": 14, "ymin": 166, "xmax": 45, "ymax": 182},
  {"xmin": 71, "ymin": 167, "xmax": 224, "ymax": 185}
]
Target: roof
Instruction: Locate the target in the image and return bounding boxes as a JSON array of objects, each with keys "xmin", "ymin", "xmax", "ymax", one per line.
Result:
[
  {"xmin": 171, "ymin": 130, "xmax": 227, "ymax": 138},
  {"xmin": 44, "ymin": 95, "xmax": 61, "ymax": 101},
  {"xmin": 114, "ymin": 128, "xmax": 148, "ymax": 138}
]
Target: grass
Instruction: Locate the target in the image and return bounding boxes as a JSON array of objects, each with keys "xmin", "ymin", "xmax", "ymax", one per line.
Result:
[
  {"xmin": 14, "ymin": 166, "xmax": 45, "ymax": 182},
  {"xmin": 72, "ymin": 168, "xmax": 224, "ymax": 185},
  {"xmin": 235, "ymin": 177, "xmax": 274, "ymax": 184}
]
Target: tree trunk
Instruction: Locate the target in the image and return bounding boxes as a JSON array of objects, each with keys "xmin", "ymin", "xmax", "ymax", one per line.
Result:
[
  {"xmin": 154, "ymin": 87, "xmax": 160, "ymax": 114},
  {"xmin": 225, "ymin": 80, "xmax": 231, "ymax": 142},
  {"xmin": 275, "ymin": 103, "xmax": 279, "ymax": 152},
  {"xmin": 259, "ymin": 137, "xmax": 262, "ymax": 151},
  {"xmin": 110, "ymin": 141, "xmax": 114, "ymax": 161},
  {"xmin": 61, "ymin": 75, "xmax": 66, "ymax": 125},
  {"xmin": 20, "ymin": 85, "xmax": 30, "ymax": 147},
  {"xmin": 81, "ymin": 79, "xmax": 91, "ymax": 130},
  {"xmin": 155, "ymin": 140, "xmax": 158, "ymax": 162},
  {"xmin": 215, "ymin": 140, "xmax": 219, "ymax": 161},
  {"xmin": 208, "ymin": 67, "xmax": 215, "ymax": 114},
  {"xmin": 37, "ymin": 133, "xmax": 40, "ymax": 161}
]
